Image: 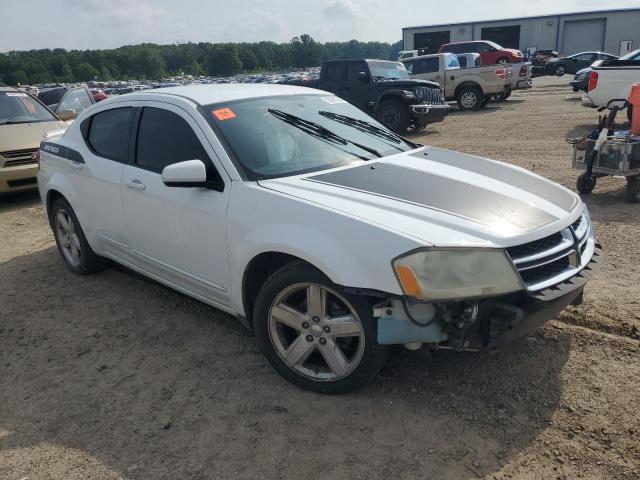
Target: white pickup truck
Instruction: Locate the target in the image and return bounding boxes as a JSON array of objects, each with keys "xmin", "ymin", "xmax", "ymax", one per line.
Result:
[{"xmin": 583, "ymin": 48, "xmax": 640, "ymax": 119}]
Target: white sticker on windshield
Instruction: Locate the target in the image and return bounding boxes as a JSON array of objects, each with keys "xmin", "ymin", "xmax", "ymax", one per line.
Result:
[
  {"xmin": 6, "ymin": 92, "xmax": 28, "ymax": 97},
  {"xmin": 322, "ymin": 96, "xmax": 347, "ymax": 104}
]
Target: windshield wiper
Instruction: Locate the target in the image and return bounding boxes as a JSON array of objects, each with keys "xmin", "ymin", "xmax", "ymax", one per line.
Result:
[
  {"xmin": 318, "ymin": 111, "xmax": 413, "ymax": 150},
  {"xmin": 268, "ymin": 109, "xmax": 382, "ymax": 159}
]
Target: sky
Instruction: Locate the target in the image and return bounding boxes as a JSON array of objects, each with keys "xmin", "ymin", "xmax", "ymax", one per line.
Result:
[{"xmin": 0, "ymin": 0, "xmax": 637, "ymax": 51}]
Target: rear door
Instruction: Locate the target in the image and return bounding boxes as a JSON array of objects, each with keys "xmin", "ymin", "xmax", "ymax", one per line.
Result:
[
  {"xmin": 121, "ymin": 102, "xmax": 231, "ymax": 306},
  {"xmin": 75, "ymin": 104, "xmax": 136, "ymax": 254},
  {"xmin": 321, "ymin": 62, "xmax": 348, "ymax": 96}
]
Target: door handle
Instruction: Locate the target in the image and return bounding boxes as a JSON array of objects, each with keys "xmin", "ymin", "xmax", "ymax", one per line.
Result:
[
  {"xmin": 69, "ymin": 161, "xmax": 83, "ymax": 170},
  {"xmin": 126, "ymin": 179, "xmax": 146, "ymax": 190}
]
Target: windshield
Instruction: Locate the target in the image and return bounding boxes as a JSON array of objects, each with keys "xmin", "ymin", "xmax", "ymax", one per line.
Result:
[
  {"xmin": 620, "ymin": 49, "xmax": 640, "ymax": 60},
  {"xmin": 204, "ymin": 94, "xmax": 416, "ymax": 180},
  {"xmin": 368, "ymin": 61, "xmax": 410, "ymax": 81},
  {"xmin": 0, "ymin": 91, "xmax": 58, "ymax": 125}
]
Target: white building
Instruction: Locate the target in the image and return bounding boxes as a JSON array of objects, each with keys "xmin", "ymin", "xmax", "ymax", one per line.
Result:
[{"xmin": 402, "ymin": 8, "xmax": 640, "ymax": 57}]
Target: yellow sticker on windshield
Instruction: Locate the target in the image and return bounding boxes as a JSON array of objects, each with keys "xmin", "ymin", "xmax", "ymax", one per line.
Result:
[{"xmin": 212, "ymin": 108, "xmax": 236, "ymax": 121}]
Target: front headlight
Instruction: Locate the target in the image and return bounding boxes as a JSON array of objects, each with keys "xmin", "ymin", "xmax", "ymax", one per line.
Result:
[
  {"xmin": 393, "ymin": 249, "xmax": 523, "ymax": 301},
  {"xmin": 402, "ymin": 90, "xmax": 416, "ymax": 98}
]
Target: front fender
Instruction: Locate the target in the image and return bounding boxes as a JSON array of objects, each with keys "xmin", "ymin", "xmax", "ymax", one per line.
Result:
[{"xmin": 226, "ymin": 184, "xmax": 421, "ymax": 316}]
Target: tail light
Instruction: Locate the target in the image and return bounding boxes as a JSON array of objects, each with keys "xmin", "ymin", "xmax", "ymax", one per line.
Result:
[
  {"xmin": 496, "ymin": 68, "xmax": 505, "ymax": 80},
  {"xmin": 588, "ymin": 71, "xmax": 599, "ymax": 92},
  {"xmin": 519, "ymin": 65, "xmax": 527, "ymax": 77}
]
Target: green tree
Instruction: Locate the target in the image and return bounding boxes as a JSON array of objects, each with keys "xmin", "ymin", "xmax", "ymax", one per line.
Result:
[
  {"xmin": 75, "ymin": 62, "xmax": 99, "ymax": 81},
  {"xmin": 205, "ymin": 45, "xmax": 242, "ymax": 76}
]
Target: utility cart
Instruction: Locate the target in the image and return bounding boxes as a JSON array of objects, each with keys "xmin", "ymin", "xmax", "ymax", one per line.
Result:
[{"xmin": 569, "ymin": 99, "xmax": 640, "ymax": 203}]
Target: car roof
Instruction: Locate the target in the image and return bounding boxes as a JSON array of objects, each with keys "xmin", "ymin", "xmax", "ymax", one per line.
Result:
[
  {"xmin": 117, "ymin": 83, "xmax": 326, "ymax": 105},
  {"xmin": 0, "ymin": 86, "xmax": 22, "ymax": 93}
]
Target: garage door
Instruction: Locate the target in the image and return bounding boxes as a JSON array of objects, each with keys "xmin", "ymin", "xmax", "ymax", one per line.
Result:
[{"xmin": 562, "ymin": 19, "xmax": 605, "ymax": 55}]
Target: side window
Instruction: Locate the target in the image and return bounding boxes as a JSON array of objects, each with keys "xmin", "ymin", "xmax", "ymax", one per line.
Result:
[
  {"xmin": 346, "ymin": 62, "xmax": 367, "ymax": 81},
  {"xmin": 325, "ymin": 63, "xmax": 347, "ymax": 82},
  {"xmin": 476, "ymin": 43, "xmax": 490, "ymax": 53},
  {"xmin": 136, "ymin": 107, "xmax": 214, "ymax": 175},
  {"xmin": 414, "ymin": 58, "xmax": 440, "ymax": 74},
  {"xmin": 87, "ymin": 107, "xmax": 133, "ymax": 162},
  {"xmin": 404, "ymin": 60, "xmax": 414, "ymax": 74},
  {"xmin": 457, "ymin": 56, "xmax": 467, "ymax": 68}
]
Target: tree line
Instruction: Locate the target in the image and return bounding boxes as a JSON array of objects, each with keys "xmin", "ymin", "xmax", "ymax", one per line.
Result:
[{"xmin": 0, "ymin": 35, "xmax": 403, "ymax": 85}]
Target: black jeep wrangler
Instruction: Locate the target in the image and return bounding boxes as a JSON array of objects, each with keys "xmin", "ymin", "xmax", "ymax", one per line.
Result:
[{"xmin": 309, "ymin": 59, "xmax": 448, "ymax": 133}]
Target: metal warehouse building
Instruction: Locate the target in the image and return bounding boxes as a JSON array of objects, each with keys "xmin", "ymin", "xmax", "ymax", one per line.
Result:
[{"xmin": 402, "ymin": 8, "xmax": 640, "ymax": 57}]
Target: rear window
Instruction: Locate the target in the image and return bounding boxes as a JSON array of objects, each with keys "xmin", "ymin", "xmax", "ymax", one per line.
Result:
[{"xmin": 87, "ymin": 107, "xmax": 133, "ymax": 162}]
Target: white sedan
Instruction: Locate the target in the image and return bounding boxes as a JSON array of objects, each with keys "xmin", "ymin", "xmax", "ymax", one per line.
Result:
[{"xmin": 38, "ymin": 84, "xmax": 600, "ymax": 393}]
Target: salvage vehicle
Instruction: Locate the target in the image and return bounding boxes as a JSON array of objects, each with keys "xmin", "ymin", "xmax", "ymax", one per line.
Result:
[
  {"xmin": 38, "ymin": 84, "xmax": 601, "ymax": 393},
  {"xmin": 402, "ymin": 53, "xmax": 510, "ymax": 110},
  {"xmin": 529, "ymin": 50, "xmax": 558, "ymax": 77},
  {"xmin": 439, "ymin": 41, "xmax": 523, "ymax": 65},
  {"xmin": 0, "ymin": 86, "xmax": 67, "ymax": 193},
  {"xmin": 303, "ymin": 59, "xmax": 448, "ymax": 133},
  {"xmin": 546, "ymin": 52, "xmax": 618, "ymax": 76},
  {"xmin": 583, "ymin": 49, "xmax": 640, "ymax": 121}
]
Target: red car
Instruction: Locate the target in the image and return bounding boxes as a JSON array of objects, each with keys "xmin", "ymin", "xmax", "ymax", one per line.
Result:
[
  {"xmin": 90, "ymin": 89, "xmax": 108, "ymax": 102},
  {"xmin": 438, "ymin": 41, "xmax": 523, "ymax": 65}
]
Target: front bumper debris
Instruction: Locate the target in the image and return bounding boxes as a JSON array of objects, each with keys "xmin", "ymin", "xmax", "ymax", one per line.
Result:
[
  {"xmin": 410, "ymin": 104, "xmax": 449, "ymax": 123},
  {"xmin": 376, "ymin": 243, "xmax": 602, "ymax": 350}
]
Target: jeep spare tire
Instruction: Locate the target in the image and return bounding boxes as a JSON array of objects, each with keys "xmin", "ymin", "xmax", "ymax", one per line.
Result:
[{"xmin": 376, "ymin": 99, "xmax": 409, "ymax": 134}]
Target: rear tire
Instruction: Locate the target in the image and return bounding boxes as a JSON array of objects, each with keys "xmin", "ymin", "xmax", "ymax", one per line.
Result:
[
  {"xmin": 496, "ymin": 57, "xmax": 509, "ymax": 65},
  {"xmin": 456, "ymin": 87, "xmax": 483, "ymax": 111},
  {"xmin": 555, "ymin": 65, "xmax": 566, "ymax": 76},
  {"xmin": 576, "ymin": 173, "xmax": 596, "ymax": 195},
  {"xmin": 50, "ymin": 198, "xmax": 107, "ymax": 275},
  {"xmin": 253, "ymin": 262, "xmax": 389, "ymax": 394},
  {"xmin": 376, "ymin": 99, "xmax": 409, "ymax": 134}
]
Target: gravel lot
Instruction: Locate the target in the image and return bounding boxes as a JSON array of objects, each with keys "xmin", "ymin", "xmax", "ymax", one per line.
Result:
[{"xmin": 1, "ymin": 76, "xmax": 639, "ymax": 480}]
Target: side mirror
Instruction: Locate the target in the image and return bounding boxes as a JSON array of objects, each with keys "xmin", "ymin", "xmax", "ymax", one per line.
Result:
[
  {"xmin": 357, "ymin": 71, "xmax": 370, "ymax": 83},
  {"xmin": 162, "ymin": 160, "xmax": 208, "ymax": 188},
  {"xmin": 57, "ymin": 109, "xmax": 77, "ymax": 121}
]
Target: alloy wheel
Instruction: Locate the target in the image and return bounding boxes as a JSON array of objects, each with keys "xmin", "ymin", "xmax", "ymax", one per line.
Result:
[
  {"xmin": 55, "ymin": 209, "xmax": 82, "ymax": 267},
  {"xmin": 268, "ymin": 283, "xmax": 365, "ymax": 382},
  {"xmin": 460, "ymin": 91, "xmax": 478, "ymax": 109}
]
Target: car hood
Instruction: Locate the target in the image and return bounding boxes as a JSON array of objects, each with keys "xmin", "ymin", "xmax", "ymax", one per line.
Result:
[
  {"xmin": 375, "ymin": 79, "xmax": 441, "ymax": 89},
  {"xmin": 0, "ymin": 120, "xmax": 67, "ymax": 152},
  {"xmin": 258, "ymin": 147, "xmax": 581, "ymax": 248}
]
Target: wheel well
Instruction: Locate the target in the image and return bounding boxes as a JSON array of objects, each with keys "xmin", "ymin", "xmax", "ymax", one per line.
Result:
[
  {"xmin": 45, "ymin": 190, "xmax": 65, "ymax": 224},
  {"xmin": 375, "ymin": 94, "xmax": 403, "ymax": 110},
  {"xmin": 242, "ymin": 252, "xmax": 316, "ymax": 328},
  {"xmin": 454, "ymin": 82, "xmax": 482, "ymax": 98}
]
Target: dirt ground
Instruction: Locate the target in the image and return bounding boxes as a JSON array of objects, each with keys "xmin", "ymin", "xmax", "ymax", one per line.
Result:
[{"xmin": 1, "ymin": 76, "xmax": 639, "ymax": 480}]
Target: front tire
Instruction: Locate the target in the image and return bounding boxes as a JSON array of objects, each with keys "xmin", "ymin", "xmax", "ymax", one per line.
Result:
[
  {"xmin": 376, "ymin": 99, "xmax": 409, "ymax": 134},
  {"xmin": 50, "ymin": 198, "xmax": 107, "ymax": 274},
  {"xmin": 253, "ymin": 262, "xmax": 389, "ymax": 394},
  {"xmin": 457, "ymin": 87, "xmax": 483, "ymax": 111},
  {"xmin": 496, "ymin": 57, "xmax": 510, "ymax": 65}
]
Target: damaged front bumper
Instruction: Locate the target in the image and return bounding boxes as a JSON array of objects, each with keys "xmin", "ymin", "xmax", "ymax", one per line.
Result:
[{"xmin": 375, "ymin": 243, "xmax": 602, "ymax": 351}]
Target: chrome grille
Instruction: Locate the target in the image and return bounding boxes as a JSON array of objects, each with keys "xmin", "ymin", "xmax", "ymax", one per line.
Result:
[
  {"xmin": 415, "ymin": 87, "xmax": 446, "ymax": 105},
  {"xmin": 506, "ymin": 213, "xmax": 594, "ymax": 291},
  {"xmin": 0, "ymin": 148, "xmax": 38, "ymax": 167}
]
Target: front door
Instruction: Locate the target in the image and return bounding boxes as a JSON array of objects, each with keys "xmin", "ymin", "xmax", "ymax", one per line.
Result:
[
  {"xmin": 343, "ymin": 61, "xmax": 372, "ymax": 108},
  {"xmin": 121, "ymin": 102, "xmax": 231, "ymax": 306}
]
